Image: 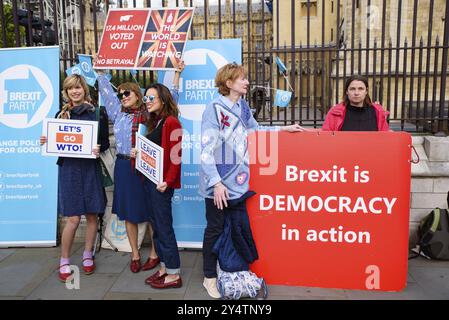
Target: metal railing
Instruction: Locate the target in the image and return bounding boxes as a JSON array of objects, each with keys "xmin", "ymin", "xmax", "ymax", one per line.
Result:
[{"xmin": 1, "ymin": 0, "xmax": 448, "ymax": 132}]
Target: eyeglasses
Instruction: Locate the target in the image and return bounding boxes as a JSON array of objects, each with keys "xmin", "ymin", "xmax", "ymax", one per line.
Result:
[
  {"xmin": 143, "ymin": 95, "xmax": 158, "ymax": 103},
  {"xmin": 117, "ymin": 90, "xmax": 131, "ymax": 100}
]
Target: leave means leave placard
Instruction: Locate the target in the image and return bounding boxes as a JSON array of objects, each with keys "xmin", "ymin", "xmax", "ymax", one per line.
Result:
[{"xmin": 135, "ymin": 133, "xmax": 164, "ymax": 184}]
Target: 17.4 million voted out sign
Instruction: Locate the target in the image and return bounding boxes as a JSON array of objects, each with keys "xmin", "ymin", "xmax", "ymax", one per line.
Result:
[{"xmin": 247, "ymin": 131, "xmax": 411, "ymax": 291}]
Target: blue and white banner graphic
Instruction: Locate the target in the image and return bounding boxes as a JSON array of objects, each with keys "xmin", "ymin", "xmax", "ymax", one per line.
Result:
[
  {"xmin": 66, "ymin": 54, "xmax": 98, "ymax": 87},
  {"xmin": 65, "ymin": 64, "xmax": 82, "ymax": 76},
  {"xmin": 159, "ymin": 39, "xmax": 242, "ymax": 248},
  {"xmin": 0, "ymin": 46, "xmax": 59, "ymax": 247},
  {"xmin": 273, "ymin": 89, "xmax": 292, "ymax": 107},
  {"xmin": 77, "ymin": 54, "xmax": 98, "ymax": 86}
]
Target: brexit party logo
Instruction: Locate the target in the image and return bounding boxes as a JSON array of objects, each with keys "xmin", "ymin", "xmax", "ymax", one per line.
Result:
[
  {"xmin": 0, "ymin": 64, "xmax": 54, "ymax": 129},
  {"xmin": 273, "ymin": 89, "xmax": 292, "ymax": 108},
  {"xmin": 161, "ymin": 47, "xmax": 228, "ymax": 121},
  {"xmin": 66, "ymin": 54, "xmax": 98, "ymax": 87},
  {"xmin": 110, "ymin": 218, "xmax": 128, "ymax": 241}
]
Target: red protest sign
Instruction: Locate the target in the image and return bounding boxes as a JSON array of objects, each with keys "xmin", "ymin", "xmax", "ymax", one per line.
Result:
[
  {"xmin": 94, "ymin": 8, "xmax": 193, "ymax": 70},
  {"xmin": 136, "ymin": 8, "xmax": 194, "ymax": 70},
  {"xmin": 247, "ymin": 131, "xmax": 411, "ymax": 291},
  {"xmin": 94, "ymin": 9, "xmax": 150, "ymax": 69}
]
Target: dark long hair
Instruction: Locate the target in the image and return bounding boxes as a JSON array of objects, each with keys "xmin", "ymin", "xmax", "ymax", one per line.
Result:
[
  {"xmin": 343, "ymin": 75, "xmax": 373, "ymax": 107},
  {"xmin": 144, "ymin": 83, "xmax": 180, "ymax": 132}
]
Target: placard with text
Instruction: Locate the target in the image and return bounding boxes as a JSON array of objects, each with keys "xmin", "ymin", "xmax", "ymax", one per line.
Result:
[
  {"xmin": 42, "ymin": 118, "xmax": 98, "ymax": 159},
  {"xmin": 94, "ymin": 8, "xmax": 194, "ymax": 70},
  {"xmin": 136, "ymin": 133, "xmax": 164, "ymax": 184},
  {"xmin": 247, "ymin": 131, "xmax": 411, "ymax": 291},
  {"xmin": 94, "ymin": 9, "xmax": 150, "ymax": 69}
]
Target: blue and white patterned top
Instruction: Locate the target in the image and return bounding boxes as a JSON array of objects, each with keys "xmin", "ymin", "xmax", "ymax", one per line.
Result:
[
  {"xmin": 98, "ymin": 74, "xmax": 179, "ymax": 155},
  {"xmin": 199, "ymin": 95, "xmax": 279, "ymax": 200}
]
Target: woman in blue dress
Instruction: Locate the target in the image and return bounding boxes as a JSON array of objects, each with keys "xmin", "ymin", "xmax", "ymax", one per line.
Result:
[{"xmin": 40, "ymin": 74, "xmax": 110, "ymax": 281}]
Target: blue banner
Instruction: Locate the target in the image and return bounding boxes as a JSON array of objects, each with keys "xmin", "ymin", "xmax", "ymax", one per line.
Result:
[
  {"xmin": 66, "ymin": 54, "xmax": 98, "ymax": 87},
  {"xmin": 273, "ymin": 89, "xmax": 292, "ymax": 107},
  {"xmin": 159, "ymin": 39, "xmax": 242, "ymax": 248},
  {"xmin": 0, "ymin": 46, "xmax": 59, "ymax": 247}
]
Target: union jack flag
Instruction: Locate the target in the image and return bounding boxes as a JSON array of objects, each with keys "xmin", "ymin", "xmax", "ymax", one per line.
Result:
[{"xmin": 137, "ymin": 9, "xmax": 193, "ymax": 69}]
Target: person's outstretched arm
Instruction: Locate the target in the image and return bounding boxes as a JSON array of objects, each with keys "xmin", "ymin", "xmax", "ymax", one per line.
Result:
[
  {"xmin": 97, "ymin": 74, "xmax": 122, "ymax": 124},
  {"xmin": 169, "ymin": 60, "xmax": 185, "ymax": 104}
]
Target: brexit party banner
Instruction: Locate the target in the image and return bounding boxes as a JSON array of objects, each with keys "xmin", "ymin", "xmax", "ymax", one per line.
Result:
[
  {"xmin": 41, "ymin": 119, "xmax": 98, "ymax": 159},
  {"xmin": 94, "ymin": 8, "xmax": 194, "ymax": 70},
  {"xmin": 0, "ymin": 46, "xmax": 59, "ymax": 247},
  {"xmin": 135, "ymin": 133, "xmax": 164, "ymax": 184},
  {"xmin": 247, "ymin": 131, "xmax": 411, "ymax": 291},
  {"xmin": 159, "ymin": 39, "xmax": 242, "ymax": 247}
]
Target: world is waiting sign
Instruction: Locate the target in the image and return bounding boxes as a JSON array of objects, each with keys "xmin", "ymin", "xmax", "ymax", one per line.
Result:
[
  {"xmin": 136, "ymin": 133, "xmax": 164, "ymax": 184},
  {"xmin": 41, "ymin": 118, "xmax": 98, "ymax": 159},
  {"xmin": 94, "ymin": 8, "xmax": 194, "ymax": 70}
]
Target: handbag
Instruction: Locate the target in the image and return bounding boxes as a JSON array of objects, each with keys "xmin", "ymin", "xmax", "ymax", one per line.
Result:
[
  {"xmin": 101, "ymin": 211, "xmax": 148, "ymax": 252},
  {"xmin": 98, "ymin": 157, "xmax": 113, "ymax": 187},
  {"xmin": 95, "ymin": 106, "xmax": 114, "ymax": 187},
  {"xmin": 217, "ymin": 268, "xmax": 268, "ymax": 300}
]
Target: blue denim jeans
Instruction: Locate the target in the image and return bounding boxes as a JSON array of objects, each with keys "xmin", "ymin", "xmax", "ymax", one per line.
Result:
[{"xmin": 143, "ymin": 180, "xmax": 180, "ymax": 274}]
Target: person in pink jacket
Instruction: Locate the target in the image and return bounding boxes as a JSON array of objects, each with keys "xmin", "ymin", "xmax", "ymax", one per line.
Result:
[{"xmin": 322, "ymin": 75, "xmax": 390, "ymax": 131}]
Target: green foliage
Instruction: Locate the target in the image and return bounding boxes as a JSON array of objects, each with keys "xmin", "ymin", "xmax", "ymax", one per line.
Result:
[{"xmin": 0, "ymin": 3, "xmax": 26, "ymax": 47}]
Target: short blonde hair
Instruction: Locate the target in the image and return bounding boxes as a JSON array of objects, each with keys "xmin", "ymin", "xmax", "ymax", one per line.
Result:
[
  {"xmin": 117, "ymin": 82, "xmax": 144, "ymax": 109},
  {"xmin": 62, "ymin": 74, "xmax": 91, "ymax": 103},
  {"xmin": 215, "ymin": 63, "xmax": 246, "ymax": 96}
]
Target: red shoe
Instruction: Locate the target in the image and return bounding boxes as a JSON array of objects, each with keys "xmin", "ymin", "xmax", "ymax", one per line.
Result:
[
  {"xmin": 130, "ymin": 259, "xmax": 141, "ymax": 273},
  {"xmin": 142, "ymin": 257, "xmax": 160, "ymax": 271},
  {"xmin": 82, "ymin": 258, "xmax": 95, "ymax": 275},
  {"xmin": 145, "ymin": 270, "xmax": 167, "ymax": 285},
  {"xmin": 58, "ymin": 264, "xmax": 73, "ymax": 282},
  {"xmin": 150, "ymin": 276, "xmax": 182, "ymax": 289}
]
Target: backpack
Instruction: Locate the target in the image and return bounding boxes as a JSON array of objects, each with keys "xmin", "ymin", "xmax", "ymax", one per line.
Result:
[{"xmin": 416, "ymin": 207, "xmax": 449, "ymax": 260}]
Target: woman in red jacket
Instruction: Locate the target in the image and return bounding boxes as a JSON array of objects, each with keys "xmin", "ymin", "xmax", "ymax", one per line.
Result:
[
  {"xmin": 322, "ymin": 75, "xmax": 390, "ymax": 131},
  {"xmin": 131, "ymin": 83, "xmax": 183, "ymax": 289}
]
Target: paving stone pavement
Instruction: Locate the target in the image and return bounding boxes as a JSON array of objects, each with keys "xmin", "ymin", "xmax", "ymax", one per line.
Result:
[{"xmin": 0, "ymin": 244, "xmax": 448, "ymax": 300}]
